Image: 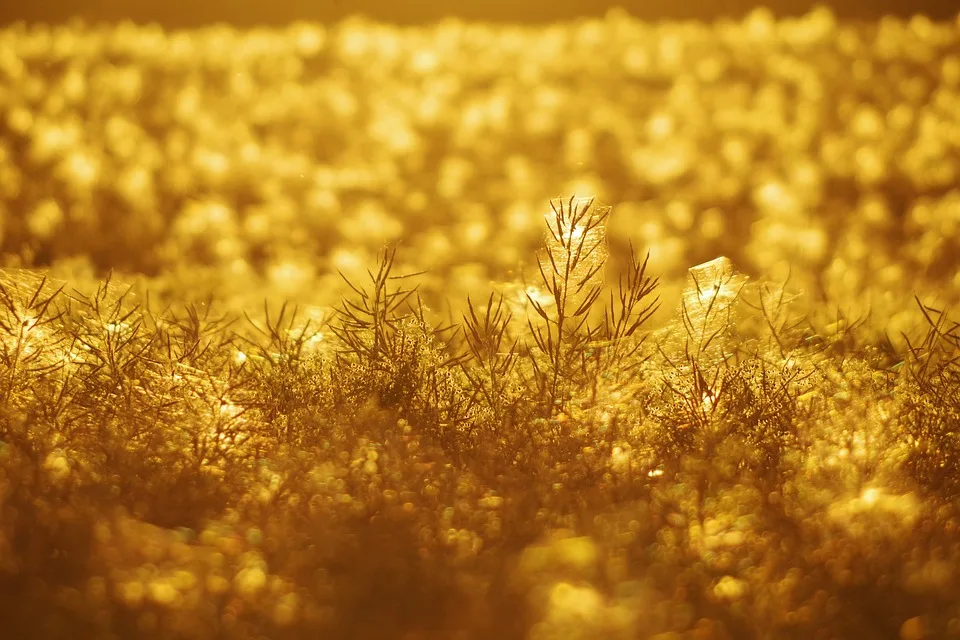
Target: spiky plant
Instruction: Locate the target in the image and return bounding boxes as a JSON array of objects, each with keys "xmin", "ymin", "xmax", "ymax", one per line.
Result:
[
  {"xmin": 898, "ymin": 297, "xmax": 960, "ymax": 497},
  {"xmin": 327, "ymin": 246, "xmax": 477, "ymax": 457},
  {"xmin": 330, "ymin": 246, "xmax": 429, "ymax": 365},
  {"xmin": 523, "ymin": 196, "xmax": 609, "ymax": 415},
  {"xmin": 594, "ymin": 242, "xmax": 660, "ymax": 387},
  {"xmin": 0, "ymin": 271, "xmax": 67, "ymax": 411},
  {"xmin": 518, "ymin": 195, "xmax": 660, "ymax": 417},
  {"xmin": 236, "ymin": 300, "xmax": 328, "ymax": 446},
  {"xmin": 461, "ymin": 292, "xmax": 520, "ymax": 424}
]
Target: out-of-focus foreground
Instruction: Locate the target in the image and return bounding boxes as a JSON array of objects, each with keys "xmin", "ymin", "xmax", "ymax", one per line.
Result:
[{"xmin": 2, "ymin": 9, "xmax": 960, "ymax": 640}]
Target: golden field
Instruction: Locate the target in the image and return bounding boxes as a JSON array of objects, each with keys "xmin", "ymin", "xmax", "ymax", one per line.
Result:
[{"xmin": 1, "ymin": 9, "xmax": 960, "ymax": 639}]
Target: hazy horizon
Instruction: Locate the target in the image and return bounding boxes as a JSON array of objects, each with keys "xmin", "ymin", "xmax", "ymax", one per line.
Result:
[{"xmin": 1, "ymin": 0, "xmax": 958, "ymax": 28}]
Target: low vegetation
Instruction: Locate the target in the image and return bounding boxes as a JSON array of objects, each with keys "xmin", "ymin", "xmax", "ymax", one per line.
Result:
[
  {"xmin": 2, "ymin": 8, "xmax": 960, "ymax": 639},
  {"xmin": 1, "ymin": 195, "xmax": 959, "ymax": 639}
]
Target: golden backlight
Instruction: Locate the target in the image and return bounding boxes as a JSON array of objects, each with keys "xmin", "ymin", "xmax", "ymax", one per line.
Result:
[{"xmin": 0, "ymin": 7, "xmax": 960, "ymax": 640}]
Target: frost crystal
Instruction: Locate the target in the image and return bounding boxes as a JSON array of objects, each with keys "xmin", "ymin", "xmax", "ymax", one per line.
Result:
[
  {"xmin": 682, "ymin": 256, "xmax": 747, "ymax": 334},
  {"xmin": 670, "ymin": 256, "xmax": 750, "ymax": 368},
  {"xmin": 683, "ymin": 256, "xmax": 746, "ymax": 311}
]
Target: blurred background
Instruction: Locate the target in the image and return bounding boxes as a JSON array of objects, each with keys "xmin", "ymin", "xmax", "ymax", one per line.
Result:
[
  {"xmin": 2, "ymin": 0, "xmax": 960, "ymax": 25},
  {"xmin": 0, "ymin": 2, "xmax": 958, "ymax": 347}
]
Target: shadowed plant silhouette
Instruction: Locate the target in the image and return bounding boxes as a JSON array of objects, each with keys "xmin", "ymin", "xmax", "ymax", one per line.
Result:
[{"xmin": 328, "ymin": 247, "xmax": 477, "ymax": 457}]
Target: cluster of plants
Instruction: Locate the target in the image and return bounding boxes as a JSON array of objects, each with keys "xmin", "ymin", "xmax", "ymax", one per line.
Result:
[{"xmin": 2, "ymin": 196, "xmax": 960, "ymax": 639}]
